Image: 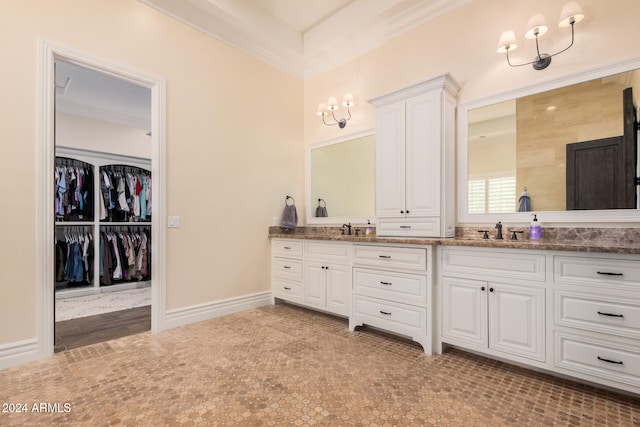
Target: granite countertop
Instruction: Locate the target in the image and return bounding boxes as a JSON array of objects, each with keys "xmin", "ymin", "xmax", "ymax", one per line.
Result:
[{"xmin": 268, "ymin": 227, "xmax": 640, "ymax": 255}]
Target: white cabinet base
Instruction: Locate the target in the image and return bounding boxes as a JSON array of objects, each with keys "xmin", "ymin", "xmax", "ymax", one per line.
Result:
[{"xmin": 349, "ymin": 295, "xmax": 430, "ymax": 354}]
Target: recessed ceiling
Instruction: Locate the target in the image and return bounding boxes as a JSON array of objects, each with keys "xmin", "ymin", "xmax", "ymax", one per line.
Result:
[
  {"xmin": 249, "ymin": 0, "xmax": 353, "ymax": 33},
  {"xmin": 138, "ymin": 0, "xmax": 473, "ymax": 79}
]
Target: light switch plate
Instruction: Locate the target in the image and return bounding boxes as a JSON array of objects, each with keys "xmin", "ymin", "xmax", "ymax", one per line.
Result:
[{"xmin": 168, "ymin": 216, "xmax": 181, "ymax": 228}]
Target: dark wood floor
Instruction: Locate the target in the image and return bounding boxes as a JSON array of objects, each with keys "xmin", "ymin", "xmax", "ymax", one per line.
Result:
[{"xmin": 54, "ymin": 305, "xmax": 151, "ymax": 352}]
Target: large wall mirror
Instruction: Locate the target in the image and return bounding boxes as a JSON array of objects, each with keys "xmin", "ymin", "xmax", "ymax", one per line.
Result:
[
  {"xmin": 306, "ymin": 130, "xmax": 376, "ymax": 225},
  {"xmin": 458, "ymin": 57, "xmax": 640, "ymax": 225}
]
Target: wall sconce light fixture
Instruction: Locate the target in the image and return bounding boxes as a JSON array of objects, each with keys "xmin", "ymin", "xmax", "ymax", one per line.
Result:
[
  {"xmin": 497, "ymin": 1, "xmax": 585, "ymax": 70},
  {"xmin": 317, "ymin": 93, "xmax": 354, "ymax": 128}
]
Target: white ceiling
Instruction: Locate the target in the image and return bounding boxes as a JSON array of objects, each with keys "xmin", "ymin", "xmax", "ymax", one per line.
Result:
[
  {"xmin": 55, "ymin": 60, "xmax": 151, "ymax": 130},
  {"xmin": 139, "ymin": 0, "xmax": 473, "ymax": 79},
  {"xmin": 249, "ymin": 0, "xmax": 353, "ymax": 33}
]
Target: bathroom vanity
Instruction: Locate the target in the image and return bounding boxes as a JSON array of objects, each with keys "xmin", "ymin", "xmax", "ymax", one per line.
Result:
[{"xmin": 269, "ymin": 229, "xmax": 640, "ymax": 395}]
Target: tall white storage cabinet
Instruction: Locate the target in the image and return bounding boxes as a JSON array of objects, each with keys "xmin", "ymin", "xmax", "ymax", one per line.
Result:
[{"xmin": 369, "ymin": 74, "xmax": 459, "ymax": 238}]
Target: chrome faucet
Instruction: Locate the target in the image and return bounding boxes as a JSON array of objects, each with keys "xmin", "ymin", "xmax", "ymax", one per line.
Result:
[{"xmin": 342, "ymin": 223, "xmax": 352, "ymax": 235}]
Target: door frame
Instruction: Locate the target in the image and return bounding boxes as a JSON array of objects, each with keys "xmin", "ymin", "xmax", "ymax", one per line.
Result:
[{"xmin": 36, "ymin": 40, "xmax": 167, "ymax": 358}]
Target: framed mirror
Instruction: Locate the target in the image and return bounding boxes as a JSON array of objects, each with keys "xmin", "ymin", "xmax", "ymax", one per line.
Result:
[
  {"xmin": 458, "ymin": 57, "xmax": 640, "ymax": 225},
  {"xmin": 306, "ymin": 130, "xmax": 376, "ymax": 225}
]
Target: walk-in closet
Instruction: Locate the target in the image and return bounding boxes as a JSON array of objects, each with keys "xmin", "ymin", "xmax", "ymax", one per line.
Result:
[{"xmin": 54, "ymin": 60, "xmax": 152, "ymax": 352}]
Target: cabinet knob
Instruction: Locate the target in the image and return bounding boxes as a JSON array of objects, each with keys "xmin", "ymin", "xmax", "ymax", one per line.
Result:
[
  {"xmin": 481, "ymin": 286, "xmax": 485, "ymax": 291},
  {"xmin": 400, "ymin": 210, "xmax": 404, "ymax": 214},
  {"xmin": 406, "ymin": 210, "xmax": 410, "ymax": 214},
  {"xmin": 489, "ymin": 287, "xmax": 494, "ymax": 292}
]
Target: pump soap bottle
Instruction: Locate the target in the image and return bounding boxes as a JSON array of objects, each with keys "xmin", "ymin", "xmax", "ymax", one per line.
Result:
[
  {"xmin": 365, "ymin": 220, "xmax": 373, "ymax": 236},
  {"xmin": 530, "ymin": 214, "xmax": 541, "ymax": 240}
]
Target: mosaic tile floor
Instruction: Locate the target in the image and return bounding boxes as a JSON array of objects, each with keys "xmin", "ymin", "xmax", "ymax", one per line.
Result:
[{"xmin": 1, "ymin": 304, "xmax": 638, "ymax": 426}]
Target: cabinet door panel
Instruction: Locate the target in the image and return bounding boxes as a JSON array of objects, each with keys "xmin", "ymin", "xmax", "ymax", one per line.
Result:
[
  {"xmin": 405, "ymin": 92, "xmax": 440, "ymax": 217},
  {"xmin": 304, "ymin": 262, "xmax": 326, "ymax": 307},
  {"xmin": 441, "ymin": 277, "xmax": 487, "ymax": 346},
  {"xmin": 325, "ymin": 263, "xmax": 351, "ymax": 316},
  {"xmin": 489, "ymin": 283, "xmax": 545, "ymax": 362},
  {"xmin": 376, "ymin": 102, "xmax": 406, "ymax": 217}
]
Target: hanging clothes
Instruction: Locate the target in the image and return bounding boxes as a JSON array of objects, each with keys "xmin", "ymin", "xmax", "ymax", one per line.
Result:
[
  {"xmin": 54, "ymin": 158, "xmax": 94, "ymax": 222},
  {"xmin": 99, "ymin": 165, "xmax": 151, "ymax": 222},
  {"xmin": 99, "ymin": 228, "xmax": 151, "ymax": 284},
  {"xmin": 55, "ymin": 227, "xmax": 93, "ymax": 288}
]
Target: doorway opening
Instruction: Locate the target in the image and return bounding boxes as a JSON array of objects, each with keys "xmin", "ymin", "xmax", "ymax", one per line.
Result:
[
  {"xmin": 37, "ymin": 41, "xmax": 166, "ymax": 359},
  {"xmin": 53, "ymin": 59, "xmax": 153, "ymax": 352}
]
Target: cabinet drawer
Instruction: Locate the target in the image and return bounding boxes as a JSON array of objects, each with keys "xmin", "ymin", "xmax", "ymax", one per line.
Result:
[
  {"xmin": 555, "ymin": 332, "xmax": 640, "ymax": 387},
  {"xmin": 376, "ymin": 218, "xmax": 441, "ymax": 238},
  {"xmin": 272, "ymin": 278, "xmax": 303, "ymax": 303},
  {"xmin": 352, "ymin": 295, "xmax": 427, "ymax": 337},
  {"xmin": 272, "ymin": 258, "xmax": 302, "ymax": 280},
  {"xmin": 353, "ymin": 268, "xmax": 427, "ymax": 305},
  {"xmin": 554, "ymin": 255, "xmax": 640, "ymax": 289},
  {"xmin": 304, "ymin": 241, "xmax": 351, "ymax": 262},
  {"xmin": 271, "ymin": 239, "xmax": 303, "ymax": 258},
  {"xmin": 555, "ymin": 290, "xmax": 640, "ymax": 339},
  {"xmin": 441, "ymin": 247, "xmax": 545, "ymax": 282},
  {"xmin": 353, "ymin": 245, "xmax": 427, "ymax": 271}
]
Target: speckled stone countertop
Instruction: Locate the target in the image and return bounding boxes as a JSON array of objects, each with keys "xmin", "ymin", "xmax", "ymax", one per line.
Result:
[{"xmin": 268, "ymin": 226, "xmax": 640, "ymax": 255}]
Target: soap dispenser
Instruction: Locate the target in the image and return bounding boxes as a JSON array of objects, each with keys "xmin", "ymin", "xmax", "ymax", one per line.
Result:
[
  {"xmin": 365, "ymin": 220, "xmax": 373, "ymax": 236},
  {"xmin": 530, "ymin": 214, "xmax": 541, "ymax": 240}
]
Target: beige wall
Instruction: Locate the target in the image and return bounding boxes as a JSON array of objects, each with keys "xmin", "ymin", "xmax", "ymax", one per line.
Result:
[
  {"xmin": 0, "ymin": 0, "xmax": 303, "ymax": 345},
  {"xmin": 304, "ymin": 0, "xmax": 640, "ymax": 145},
  {"xmin": 56, "ymin": 113, "xmax": 152, "ymax": 159}
]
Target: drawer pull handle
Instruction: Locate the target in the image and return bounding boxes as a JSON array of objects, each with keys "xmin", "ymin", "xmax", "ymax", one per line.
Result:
[
  {"xmin": 283, "ymin": 246, "xmax": 291, "ymax": 250},
  {"xmin": 597, "ymin": 356, "xmax": 623, "ymax": 365},
  {"xmin": 597, "ymin": 311, "xmax": 624, "ymax": 318},
  {"xmin": 380, "ymin": 281, "xmax": 392, "ymax": 286},
  {"xmin": 379, "ymin": 255, "xmax": 391, "ymax": 259},
  {"xmin": 283, "ymin": 266, "xmax": 291, "ymax": 269},
  {"xmin": 597, "ymin": 271, "xmax": 624, "ymax": 276},
  {"xmin": 380, "ymin": 310, "xmax": 392, "ymax": 316},
  {"xmin": 400, "ymin": 225, "xmax": 411, "ymax": 229},
  {"xmin": 283, "ymin": 287, "xmax": 291, "ymax": 290}
]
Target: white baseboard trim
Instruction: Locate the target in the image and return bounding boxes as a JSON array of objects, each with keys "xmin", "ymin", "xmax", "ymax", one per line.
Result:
[
  {"xmin": 164, "ymin": 291, "xmax": 272, "ymax": 330},
  {"xmin": 0, "ymin": 338, "xmax": 39, "ymax": 370}
]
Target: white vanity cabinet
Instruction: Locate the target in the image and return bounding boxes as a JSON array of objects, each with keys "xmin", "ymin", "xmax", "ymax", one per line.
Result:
[
  {"xmin": 272, "ymin": 239, "xmax": 352, "ymax": 317},
  {"xmin": 350, "ymin": 244, "xmax": 432, "ymax": 354},
  {"xmin": 303, "ymin": 241, "xmax": 351, "ymax": 316},
  {"xmin": 369, "ymin": 74, "xmax": 459, "ymax": 238},
  {"xmin": 440, "ymin": 247, "xmax": 546, "ymax": 364},
  {"xmin": 552, "ymin": 253, "xmax": 640, "ymax": 393},
  {"xmin": 271, "ymin": 239, "xmax": 304, "ymax": 304}
]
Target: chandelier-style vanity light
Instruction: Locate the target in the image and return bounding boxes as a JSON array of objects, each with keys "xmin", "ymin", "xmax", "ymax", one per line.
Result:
[
  {"xmin": 317, "ymin": 93, "xmax": 354, "ymax": 128},
  {"xmin": 497, "ymin": 1, "xmax": 585, "ymax": 70}
]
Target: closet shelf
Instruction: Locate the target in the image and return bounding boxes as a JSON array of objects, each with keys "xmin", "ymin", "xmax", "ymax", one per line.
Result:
[
  {"xmin": 56, "ymin": 221, "xmax": 94, "ymax": 226},
  {"xmin": 99, "ymin": 221, "xmax": 151, "ymax": 226}
]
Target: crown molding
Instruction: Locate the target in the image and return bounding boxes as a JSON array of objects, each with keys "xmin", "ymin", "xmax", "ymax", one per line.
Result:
[
  {"xmin": 56, "ymin": 99, "xmax": 151, "ymax": 130},
  {"xmin": 138, "ymin": 0, "xmax": 473, "ymax": 80},
  {"xmin": 138, "ymin": 0, "xmax": 305, "ymax": 79}
]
